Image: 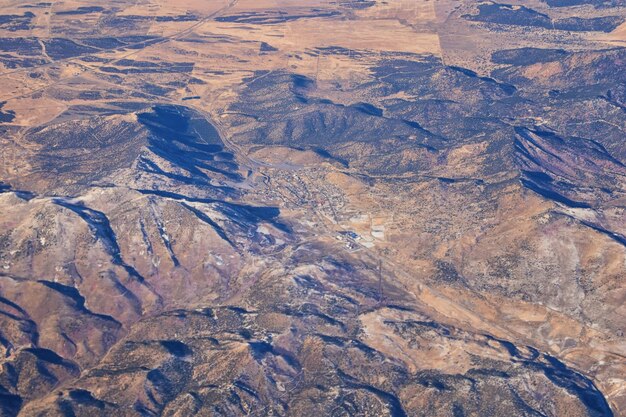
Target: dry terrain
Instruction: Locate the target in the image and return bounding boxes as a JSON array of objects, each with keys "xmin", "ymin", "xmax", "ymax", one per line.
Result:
[{"xmin": 0, "ymin": 0, "xmax": 625, "ymax": 416}]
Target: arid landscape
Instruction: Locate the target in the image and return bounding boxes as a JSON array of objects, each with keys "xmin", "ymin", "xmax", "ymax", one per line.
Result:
[{"xmin": 0, "ymin": 0, "xmax": 625, "ymax": 416}]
